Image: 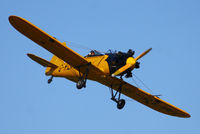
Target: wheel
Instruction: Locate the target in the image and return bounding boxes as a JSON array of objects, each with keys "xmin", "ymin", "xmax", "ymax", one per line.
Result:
[
  {"xmin": 48, "ymin": 79, "xmax": 52, "ymax": 84},
  {"xmin": 48, "ymin": 76, "xmax": 53, "ymax": 84},
  {"xmin": 76, "ymin": 80, "xmax": 85, "ymax": 89},
  {"xmin": 117, "ymin": 99, "xmax": 126, "ymax": 109}
]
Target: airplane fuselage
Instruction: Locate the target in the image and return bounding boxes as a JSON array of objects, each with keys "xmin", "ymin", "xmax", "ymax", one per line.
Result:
[
  {"xmin": 45, "ymin": 55, "xmax": 110, "ymax": 82},
  {"xmin": 45, "ymin": 52, "xmax": 135, "ymax": 83}
]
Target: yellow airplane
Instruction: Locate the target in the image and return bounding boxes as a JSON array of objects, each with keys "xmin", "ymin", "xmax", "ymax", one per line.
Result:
[{"xmin": 9, "ymin": 15, "xmax": 191, "ymax": 118}]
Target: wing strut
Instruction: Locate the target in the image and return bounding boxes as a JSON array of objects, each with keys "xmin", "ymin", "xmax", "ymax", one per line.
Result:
[{"xmin": 109, "ymin": 77, "xmax": 126, "ymax": 109}]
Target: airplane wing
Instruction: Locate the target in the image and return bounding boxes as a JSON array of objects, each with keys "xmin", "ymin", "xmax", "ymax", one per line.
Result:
[
  {"xmin": 9, "ymin": 15, "xmax": 104, "ymax": 76},
  {"xmin": 98, "ymin": 76, "xmax": 190, "ymax": 118}
]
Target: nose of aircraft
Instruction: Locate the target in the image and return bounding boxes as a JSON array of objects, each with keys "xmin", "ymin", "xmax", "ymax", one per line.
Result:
[{"xmin": 111, "ymin": 48, "xmax": 152, "ymax": 77}]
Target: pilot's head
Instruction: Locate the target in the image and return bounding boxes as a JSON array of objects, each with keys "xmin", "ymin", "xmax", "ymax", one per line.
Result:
[{"xmin": 90, "ymin": 50, "xmax": 95, "ymax": 55}]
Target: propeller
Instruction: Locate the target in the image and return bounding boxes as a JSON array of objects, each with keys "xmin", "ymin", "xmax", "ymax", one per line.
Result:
[{"xmin": 111, "ymin": 48, "xmax": 152, "ymax": 77}]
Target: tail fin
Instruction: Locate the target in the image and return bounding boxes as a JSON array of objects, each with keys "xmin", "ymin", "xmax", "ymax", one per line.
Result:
[
  {"xmin": 27, "ymin": 42, "xmax": 67, "ymax": 75},
  {"xmin": 45, "ymin": 42, "xmax": 67, "ymax": 75},
  {"xmin": 48, "ymin": 55, "xmax": 64, "ymax": 66}
]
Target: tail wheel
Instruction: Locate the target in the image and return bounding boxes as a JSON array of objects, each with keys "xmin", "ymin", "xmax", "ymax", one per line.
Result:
[{"xmin": 47, "ymin": 76, "xmax": 53, "ymax": 84}]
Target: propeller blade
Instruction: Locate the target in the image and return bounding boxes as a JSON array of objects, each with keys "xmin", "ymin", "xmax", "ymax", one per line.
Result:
[
  {"xmin": 112, "ymin": 64, "xmax": 132, "ymax": 77},
  {"xmin": 135, "ymin": 48, "xmax": 152, "ymax": 61},
  {"xmin": 112, "ymin": 57, "xmax": 136, "ymax": 77}
]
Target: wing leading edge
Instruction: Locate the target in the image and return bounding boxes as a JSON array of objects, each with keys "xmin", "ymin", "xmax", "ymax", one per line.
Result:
[{"xmin": 9, "ymin": 15, "xmax": 104, "ymax": 76}]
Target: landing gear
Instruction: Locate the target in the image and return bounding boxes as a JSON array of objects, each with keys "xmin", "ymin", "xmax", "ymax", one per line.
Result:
[
  {"xmin": 76, "ymin": 63, "xmax": 91, "ymax": 89},
  {"xmin": 110, "ymin": 82, "xmax": 126, "ymax": 110},
  {"xmin": 76, "ymin": 78, "xmax": 86, "ymax": 89},
  {"xmin": 117, "ymin": 99, "xmax": 126, "ymax": 109},
  {"xmin": 48, "ymin": 76, "xmax": 53, "ymax": 84}
]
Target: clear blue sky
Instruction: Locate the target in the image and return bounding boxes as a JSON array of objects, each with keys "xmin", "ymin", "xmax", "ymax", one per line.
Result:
[{"xmin": 1, "ymin": 0, "xmax": 199, "ymax": 134}]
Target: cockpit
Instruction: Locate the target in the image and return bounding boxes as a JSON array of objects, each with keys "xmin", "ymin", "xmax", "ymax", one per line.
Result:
[
  {"xmin": 85, "ymin": 50, "xmax": 103, "ymax": 57},
  {"xmin": 84, "ymin": 48, "xmax": 139, "ymax": 77}
]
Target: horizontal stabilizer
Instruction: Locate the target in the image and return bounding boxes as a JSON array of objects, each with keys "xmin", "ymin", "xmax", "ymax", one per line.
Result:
[{"xmin": 27, "ymin": 53, "xmax": 57, "ymax": 68}]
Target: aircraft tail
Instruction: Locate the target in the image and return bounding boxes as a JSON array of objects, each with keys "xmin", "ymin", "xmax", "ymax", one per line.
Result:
[
  {"xmin": 27, "ymin": 53, "xmax": 58, "ymax": 76},
  {"xmin": 48, "ymin": 55, "xmax": 64, "ymax": 66},
  {"xmin": 44, "ymin": 55, "xmax": 64, "ymax": 75},
  {"xmin": 27, "ymin": 54, "xmax": 57, "ymax": 68},
  {"xmin": 48, "ymin": 42, "xmax": 67, "ymax": 66},
  {"xmin": 27, "ymin": 42, "xmax": 67, "ymax": 75},
  {"xmin": 45, "ymin": 42, "xmax": 67, "ymax": 75}
]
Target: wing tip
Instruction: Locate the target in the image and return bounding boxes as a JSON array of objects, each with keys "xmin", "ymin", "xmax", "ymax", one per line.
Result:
[
  {"xmin": 182, "ymin": 112, "xmax": 191, "ymax": 118},
  {"xmin": 27, "ymin": 53, "xmax": 35, "ymax": 60},
  {"xmin": 172, "ymin": 110, "xmax": 191, "ymax": 118},
  {"xmin": 8, "ymin": 15, "xmax": 19, "ymax": 24}
]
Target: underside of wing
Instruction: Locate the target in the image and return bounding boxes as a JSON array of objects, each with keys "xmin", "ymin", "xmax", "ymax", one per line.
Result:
[
  {"xmin": 9, "ymin": 15, "xmax": 104, "ymax": 76},
  {"xmin": 98, "ymin": 76, "xmax": 190, "ymax": 118}
]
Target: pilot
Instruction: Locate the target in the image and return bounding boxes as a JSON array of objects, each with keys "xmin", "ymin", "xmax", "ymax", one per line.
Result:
[
  {"xmin": 86, "ymin": 50, "xmax": 95, "ymax": 57},
  {"xmin": 90, "ymin": 50, "xmax": 95, "ymax": 56}
]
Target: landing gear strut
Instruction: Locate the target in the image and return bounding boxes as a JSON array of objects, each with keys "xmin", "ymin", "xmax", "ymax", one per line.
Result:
[
  {"xmin": 109, "ymin": 82, "xmax": 126, "ymax": 110},
  {"xmin": 76, "ymin": 63, "xmax": 91, "ymax": 89}
]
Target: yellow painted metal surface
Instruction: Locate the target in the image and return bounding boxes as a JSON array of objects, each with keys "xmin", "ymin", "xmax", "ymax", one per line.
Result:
[
  {"xmin": 27, "ymin": 53, "xmax": 57, "ymax": 68},
  {"xmin": 9, "ymin": 15, "xmax": 105, "ymax": 77},
  {"xmin": 85, "ymin": 55, "xmax": 110, "ymax": 75},
  {"xmin": 9, "ymin": 15, "xmax": 191, "ymax": 118},
  {"xmin": 97, "ymin": 76, "xmax": 191, "ymax": 118}
]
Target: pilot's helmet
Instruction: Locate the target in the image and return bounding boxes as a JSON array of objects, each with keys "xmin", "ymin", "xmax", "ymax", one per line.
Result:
[{"xmin": 90, "ymin": 50, "xmax": 95, "ymax": 55}]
